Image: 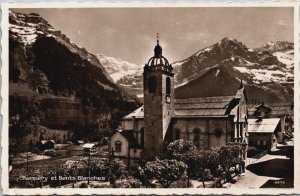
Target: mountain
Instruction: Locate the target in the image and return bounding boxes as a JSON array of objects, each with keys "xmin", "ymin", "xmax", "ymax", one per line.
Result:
[
  {"xmin": 255, "ymin": 41, "xmax": 294, "ymax": 71},
  {"xmin": 117, "ymin": 37, "xmax": 293, "ymax": 103},
  {"xmin": 9, "ymin": 11, "xmax": 139, "ymax": 147},
  {"xmin": 97, "ymin": 54, "xmax": 141, "ymax": 82},
  {"xmin": 175, "ymin": 38, "xmax": 293, "ymax": 102},
  {"xmin": 255, "ymin": 41, "xmax": 294, "ymax": 53}
]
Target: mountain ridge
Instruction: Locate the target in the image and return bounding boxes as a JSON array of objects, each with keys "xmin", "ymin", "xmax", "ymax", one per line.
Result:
[{"xmin": 115, "ymin": 37, "xmax": 293, "ymax": 103}]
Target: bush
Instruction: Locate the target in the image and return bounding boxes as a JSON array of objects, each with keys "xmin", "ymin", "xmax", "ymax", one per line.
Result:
[
  {"xmin": 79, "ymin": 182, "xmax": 89, "ymax": 188},
  {"xmin": 144, "ymin": 158, "xmax": 187, "ymax": 188}
]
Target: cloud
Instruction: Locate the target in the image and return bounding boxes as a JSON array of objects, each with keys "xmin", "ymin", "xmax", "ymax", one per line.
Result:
[
  {"xmin": 278, "ymin": 20, "xmax": 286, "ymax": 26},
  {"xmin": 181, "ymin": 32, "xmax": 211, "ymax": 41}
]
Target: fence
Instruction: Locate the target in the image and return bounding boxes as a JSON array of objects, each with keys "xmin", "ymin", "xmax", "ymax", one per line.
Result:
[{"xmin": 246, "ymin": 150, "xmax": 268, "ymax": 166}]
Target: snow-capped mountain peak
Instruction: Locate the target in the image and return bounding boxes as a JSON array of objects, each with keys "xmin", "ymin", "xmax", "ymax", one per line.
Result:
[
  {"xmin": 97, "ymin": 54, "xmax": 142, "ymax": 82},
  {"xmin": 116, "ymin": 37, "xmax": 294, "ymax": 103},
  {"xmin": 256, "ymin": 41, "xmax": 294, "ymax": 53}
]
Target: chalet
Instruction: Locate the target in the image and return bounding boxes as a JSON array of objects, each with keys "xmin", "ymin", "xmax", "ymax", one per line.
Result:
[
  {"xmin": 248, "ymin": 118, "xmax": 281, "ymax": 150},
  {"xmin": 248, "ymin": 102, "xmax": 293, "ymax": 142}
]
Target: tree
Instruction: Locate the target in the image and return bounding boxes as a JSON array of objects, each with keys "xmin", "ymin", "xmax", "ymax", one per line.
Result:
[
  {"xmin": 191, "ymin": 150, "xmax": 216, "ymax": 187},
  {"xmin": 165, "ymin": 139, "xmax": 196, "ymax": 159},
  {"xmin": 108, "ymin": 159, "xmax": 128, "ymax": 187},
  {"xmin": 144, "ymin": 158, "xmax": 187, "ymax": 188},
  {"xmin": 217, "ymin": 142, "xmax": 245, "ymax": 182},
  {"xmin": 110, "ymin": 159, "xmax": 128, "ymax": 179},
  {"xmin": 165, "ymin": 139, "xmax": 197, "ymax": 187}
]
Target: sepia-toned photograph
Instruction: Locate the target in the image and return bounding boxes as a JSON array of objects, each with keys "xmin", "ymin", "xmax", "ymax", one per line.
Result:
[{"xmin": 2, "ymin": 3, "xmax": 298, "ymax": 194}]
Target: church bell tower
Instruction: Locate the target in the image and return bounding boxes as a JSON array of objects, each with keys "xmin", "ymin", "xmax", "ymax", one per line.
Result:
[{"xmin": 143, "ymin": 34, "xmax": 174, "ymax": 159}]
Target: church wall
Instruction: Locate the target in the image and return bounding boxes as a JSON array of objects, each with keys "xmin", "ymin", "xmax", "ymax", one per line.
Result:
[
  {"xmin": 172, "ymin": 118, "xmax": 233, "ymax": 149},
  {"xmin": 208, "ymin": 119, "xmax": 228, "ymax": 148},
  {"xmin": 161, "ymin": 74, "xmax": 174, "ymax": 140}
]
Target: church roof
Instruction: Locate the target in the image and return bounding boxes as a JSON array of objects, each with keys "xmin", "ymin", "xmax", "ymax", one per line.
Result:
[
  {"xmin": 248, "ymin": 118, "xmax": 281, "ymax": 133},
  {"xmin": 123, "ymin": 96, "xmax": 238, "ymax": 120},
  {"xmin": 174, "ymin": 96, "xmax": 235, "ymax": 117}
]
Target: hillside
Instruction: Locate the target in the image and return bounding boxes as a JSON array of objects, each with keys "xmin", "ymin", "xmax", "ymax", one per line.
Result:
[{"xmin": 9, "ymin": 11, "xmax": 139, "ymax": 147}]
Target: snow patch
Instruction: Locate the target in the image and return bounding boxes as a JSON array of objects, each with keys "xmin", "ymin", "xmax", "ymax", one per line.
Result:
[
  {"xmin": 97, "ymin": 81, "xmax": 115, "ymax": 91},
  {"xmin": 97, "ymin": 54, "xmax": 141, "ymax": 82},
  {"xmin": 215, "ymin": 69, "xmax": 220, "ymax": 77},
  {"xmin": 234, "ymin": 66, "xmax": 293, "ymax": 84},
  {"xmin": 172, "ymin": 59, "xmax": 189, "ymax": 67},
  {"xmin": 273, "ymin": 50, "xmax": 294, "ymax": 70},
  {"xmin": 195, "ymin": 46, "xmax": 213, "ymax": 56}
]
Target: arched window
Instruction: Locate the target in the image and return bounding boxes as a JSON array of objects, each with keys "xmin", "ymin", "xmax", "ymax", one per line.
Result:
[
  {"xmin": 140, "ymin": 128, "xmax": 144, "ymax": 147},
  {"xmin": 148, "ymin": 76, "xmax": 157, "ymax": 94},
  {"xmin": 115, "ymin": 141, "xmax": 122, "ymax": 152},
  {"xmin": 166, "ymin": 77, "xmax": 171, "ymax": 95},
  {"xmin": 193, "ymin": 128, "xmax": 200, "ymax": 147},
  {"xmin": 175, "ymin": 129, "xmax": 180, "ymax": 140},
  {"xmin": 214, "ymin": 128, "xmax": 223, "ymax": 138}
]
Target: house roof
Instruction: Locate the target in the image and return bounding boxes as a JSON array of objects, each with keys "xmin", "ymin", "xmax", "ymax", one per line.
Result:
[
  {"xmin": 123, "ymin": 106, "xmax": 144, "ymax": 119},
  {"xmin": 82, "ymin": 143, "xmax": 96, "ymax": 149},
  {"xmin": 248, "ymin": 103, "xmax": 293, "ymax": 117},
  {"xmin": 248, "ymin": 118, "xmax": 281, "ymax": 133}
]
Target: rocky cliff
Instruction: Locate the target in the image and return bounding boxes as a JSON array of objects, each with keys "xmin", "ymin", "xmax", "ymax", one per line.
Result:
[{"xmin": 9, "ymin": 11, "xmax": 140, "ymax": 146}]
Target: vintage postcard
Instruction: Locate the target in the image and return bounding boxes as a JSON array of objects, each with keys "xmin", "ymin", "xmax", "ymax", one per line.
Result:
[{"xmin": 1, "ymin": 1, "xmax": 299, "ymax": 195}]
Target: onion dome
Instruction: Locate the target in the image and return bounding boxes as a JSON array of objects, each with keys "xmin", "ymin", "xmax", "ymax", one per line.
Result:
[{"xmin": 147, "ymin": 34, "xmax": 171, "ymax": 68}]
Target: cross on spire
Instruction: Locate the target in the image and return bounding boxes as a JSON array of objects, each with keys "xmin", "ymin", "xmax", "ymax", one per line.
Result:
[{"xmin": 156, "ymin": 33, "xmax": 160, "ymax": 45}]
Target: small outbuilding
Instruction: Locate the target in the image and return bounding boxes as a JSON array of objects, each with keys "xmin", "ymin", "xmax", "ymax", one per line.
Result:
[
  {"xmin": 82, "ymin": 143, "xmax": 97, "ymax": 155},
  {"xmin": 38, "ymin": 140, "xmax": 55, "ymax": 150},
  {"xmin": 248, "ymin": 118, "xmax": 281, "ymax": 150}
]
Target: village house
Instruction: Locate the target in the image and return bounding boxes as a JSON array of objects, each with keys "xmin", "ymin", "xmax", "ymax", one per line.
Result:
[
  {"xmin": 248, "ymin": 102, "xmax": 294, "ymax": 142},
  {"xmin": 110, "ymin": 37, "xmax": 248, "ymax": 165},
  {"xmin": 248, "ymin": 118, "xmax": 281, "ymax": 150}
]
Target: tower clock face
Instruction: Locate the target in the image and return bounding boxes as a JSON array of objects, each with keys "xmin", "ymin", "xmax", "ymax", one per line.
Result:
[{"xmin": 166, "ymin": 96, "xmax": 171, "ymax": 103}]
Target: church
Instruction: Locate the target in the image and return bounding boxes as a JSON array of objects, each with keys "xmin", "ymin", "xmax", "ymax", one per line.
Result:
[{"xmin": 110, "ymin": 37, "xmax": 248, "ymax": 163}]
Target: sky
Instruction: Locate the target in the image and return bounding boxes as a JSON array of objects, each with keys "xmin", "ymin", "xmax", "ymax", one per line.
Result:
[{"xmin": 12, "ymin": 7, "xmax": 294, "ymax": 65}]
